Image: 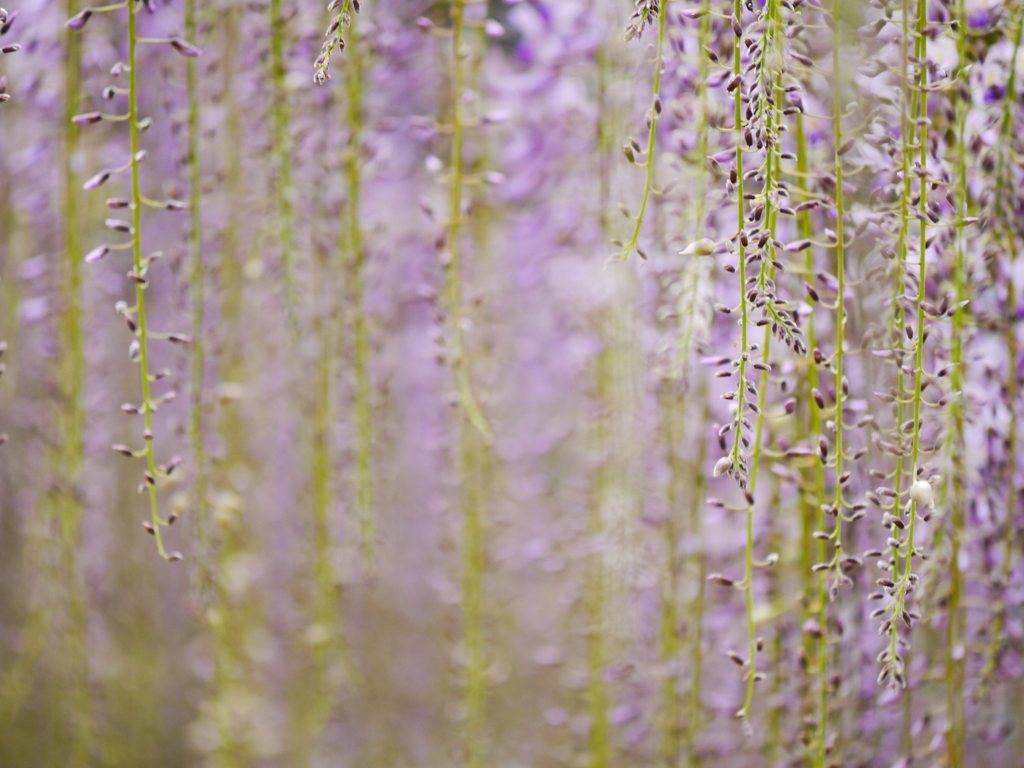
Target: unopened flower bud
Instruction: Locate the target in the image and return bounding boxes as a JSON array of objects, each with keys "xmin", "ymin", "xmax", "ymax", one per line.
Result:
[
  {"xmin": 169, "ymin": 38, "xmax": 202, "ymax": 57},
  {"xmin": 681, "ymin": 238, "xmax": 716, "ymax": 257},
  {"xmin": 909, "ymin": 479, "xmax": 934, "ymax": 508},
  {"xmin": 66, "ymin": 7, "xmax": 92, "ymax": 28}
]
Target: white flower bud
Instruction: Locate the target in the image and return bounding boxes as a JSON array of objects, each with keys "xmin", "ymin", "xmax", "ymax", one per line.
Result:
[
  {"xmin": 681, "ymin": 237, "xmax": 717, "ymax": 257},
  {"xmin": 909, "ymin": 479, "xmax": 934, "ymax": 509},
  {"xmin": 713, "ymin": 456, "xmax": 733, "ymax": 478}
]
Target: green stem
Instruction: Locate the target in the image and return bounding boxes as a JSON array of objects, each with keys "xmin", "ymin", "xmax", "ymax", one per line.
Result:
[
  {"xmin": 726, "ymin": 0, "xmax": 754, "ymax": 728},
  {"xmin": 185, "ymin": 0, "xmax": 209, "ymax": 597},
  {"xmin": 463, "ymin": 425, "xmax": 486, "ymax": 768},
  {"xmin": 680, "ymin": 6, "xmax": 710, "ymax": 765},
  {"xmin": 590, "ymin": 13, "xmax": 612, "ymax": 765},
  {"xmin": 447, "ymin": 0, "xmax": 490, "ymax": 442},
  {"xmin": 590, "ymin": 312, "xmax": 612, "ymax": 768},
  {"xmin": 621, "ymin": 0, "xmax": 666, "ymax": 260},
  {"xmin": 791, "ymin": 93, "xmax": 828, "ymax": 755},
  {"xmin": 61, "ymin": 0, "xmax": 91, "ymax": 761},
  {"xmin": 128, "ymin": 0, "xmax": 167, "ymax": 560},
  {"xmin": 450, "ymin": 4, "xmax": 487, "ymax": 765},
  {"xmin": 685, "ymin": 399, "xmax": 708, "ymax": 768},
  {"xmin": 945, "ymin": 0, "xmax": 971, "ymax": 760},
  {"xmin": 270, "ymin": 0, "xmax": 298, "ymax": 334},
  {"xmin": 886, "ymin": 0, "xmax": 928, "ymax": 695},
  {"xmin": 816, "ymin": 4, "xmax": 846, "ymax": 762},
  {"xmin": 345, "ymin": 16, "xmax": 374, "ymax": 570},
  {"xmin": 299, "ymin": 117, "xmax": 339, "ymax": 768}
]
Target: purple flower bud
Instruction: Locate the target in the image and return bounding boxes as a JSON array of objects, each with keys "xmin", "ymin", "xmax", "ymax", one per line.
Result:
[
  {"xmin": 84, "ymin": 170, "xmax": 111, "ymax": 190},
  {"xmin": 105, "ymin": 218, "xmax": 133, "ymax": 233},
  {"xmin": 169, "ymin": 38, "xmax": 202, "ymax": 57},
  {"xmin": 65, "ymin": 8, "xmax": 92, "ymax": 30},
  {"xmin": 72, "ymin": 111, "xmax": 103, "ymax": 125},
  {"xmin": 84, "ymin": 244, "xmax": 110, "ymax": 263},
  {"xmin": 0, "ymin": 10, "xmax": 18, "ymax": 34}
]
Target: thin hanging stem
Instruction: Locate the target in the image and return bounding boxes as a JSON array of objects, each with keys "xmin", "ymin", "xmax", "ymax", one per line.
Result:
[
  {"xmin": 620, "ymin": 0, "xmax": 666, "ymax": 261},
  {"xmin": 128, "ymin": 0, "xmax": 168, "ymax": 560},
  {"xmin": 61, "ymin": 0, "xmax": 90, "ymax": 759},
  {"xmin": 270, "ymin": 0, "xmax": 298, "ymax": 333},
  {"xmin": 344, "ymin": 14, "xmax": 374, "ymax": 570},
  {"xmin": 185, "ymin": 0, "xmax": 209, "ymax": 595},
  {"xmin": 945, "ymin": 0, "xmax": 971, "ymax": 759}
]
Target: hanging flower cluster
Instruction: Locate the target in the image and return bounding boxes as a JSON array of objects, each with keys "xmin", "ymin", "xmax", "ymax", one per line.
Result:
[{"xmin": 0, "ymin": 1, "xmax": 1019, "ymax": 766}]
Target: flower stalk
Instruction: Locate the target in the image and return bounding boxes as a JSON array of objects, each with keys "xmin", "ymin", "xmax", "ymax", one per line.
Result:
[{"xmin": 619, "ymin": 0, "xmax": 665, "ymax": 261}]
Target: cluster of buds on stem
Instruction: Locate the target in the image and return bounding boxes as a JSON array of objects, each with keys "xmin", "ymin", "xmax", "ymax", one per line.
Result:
[
  {"xmin": 68, "ymin": 0, "xmax": 201, "ymax": 560},
  {"xmin": 0, "ymin": 6, "xmax": 19, "ymax": 104},
  {"xmin": 314, "ymin": 0, "xmax": 361, "ymax": 85}
]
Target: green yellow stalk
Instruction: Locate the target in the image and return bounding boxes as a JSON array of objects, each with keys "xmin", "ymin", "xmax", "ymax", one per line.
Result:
[
  {"xmin": 449, "ymin": 3, "xmax": 488, "ymax": 765},
  {"xmin": 589, "ymin": 11, "xmax": 612, "ymax": 764},
  {"xmin": 127, "ymin": 0, "xmax": 168, "ymax": 559},
  {"xmin": 344, "ymin": 15, "xmax": 374, "ymax": 570},
  {"xmin": 270, "ymin": 0, "xmax": 298, "ymax": 333},
  {"xmin": 184, "ymin": 0, "xmax": 209, "ymax": 596},
  {"xmin": 945, "ymin": 0, "xmax": 972, "ymax": 760},
  {"xmin": 814, "ymin": 3, "xmax": 847, "ymax": 763},
  {"xmin": 620, "ymin": 0, "xmax": 666, "ymax": 260},
  {"xmin": 885, "ymin": 0, "xmax": 929, "ymax": 694},
  {"xmin": 61, "ymin": 0, "xmax": 90, "ymax": 761}
]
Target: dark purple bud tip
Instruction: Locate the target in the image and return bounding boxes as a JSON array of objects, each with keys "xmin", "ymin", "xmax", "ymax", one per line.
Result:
[
  {"xmin": 105, "ymin": 218, "xmax": 133, "ymax": 233},
  {"xmin": 169, "ymin": 38, "xmax": 202, "ymax": 57},
  {"xmin": 112, "ymin": 444, "xmax": 135, "ymax": 457},
  {"xmin": 73, "ymin": 111, "xmax": 104, "ymax": 125},
  {"xmin": 166, "ymin": 552, "xmax": 184, "ymax": 562},
  {"xmin": 1, "ymin": 43, "xmax": 19, "ymax": 54},
  {"xmin": 84, "ymin": 170, "xmax": 111, "ymax": 190},
  {"xmin": 0, "ymin": 9, "xmax": 15, "ymax": 34},
  {"xmin": 167, "ymin": 333, "xmax": 192, "ymax": 344},
  {"xmin": 66, "ymin": 8, "xmax": 92, "ymax": 30},
  {"xmin": 85, "ymin": 244, "xmax": 110, "ymax": 263}
]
